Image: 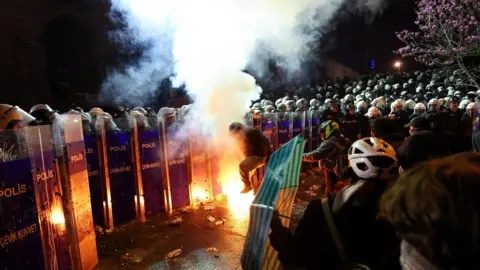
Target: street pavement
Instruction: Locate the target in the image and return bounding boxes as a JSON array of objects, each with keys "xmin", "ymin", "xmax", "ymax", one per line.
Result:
[{"xmin": 95, "ymin": 171, "xmax": 323, "ymax": 270}]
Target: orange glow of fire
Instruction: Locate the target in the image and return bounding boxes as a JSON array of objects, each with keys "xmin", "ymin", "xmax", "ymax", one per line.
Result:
[{"xmin": 51, "ymin": 208, "xmax": 65, "ymax": 226}]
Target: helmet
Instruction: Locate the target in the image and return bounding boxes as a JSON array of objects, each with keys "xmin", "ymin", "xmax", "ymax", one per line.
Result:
[
  {"xmin": 29, "ymin": 104, "xmax": 56, "ymax": 125},
  {"xmin": 348, "ymin": 137, "xmax": 397, "ymax": 180},
  {"xmin": 428, "ymin": 99, "xmax": 439, "ymax": 111},
  {"xmin": 459, "ymin": 99, "xmax": 472, "ymax": 110},
  {"xmin": 396, "ymin": 99, "xmax": 405, "ymax": 108},
  {"xmin": 344, "ymin": 94, "xmax": 355, "ymax": 103},
  {"xmin": 133, "ymin": 107, "xmax": 148, "ymax": 116},
  {"xmin": 309, "ymin": 99, "xmax": 320, "ymax": 107},
  {"xmin": 366, "ymin": 107, "xmax": 380, "ymax": 118},
  {"xmin": 265, "ymin": 105, "xmax": 276, "ymax": 113},
  {"xmin": 158, "ymin": 107, "xmax": 175, "ymax": 117},
  {"xmin": 405, "ymin": 99, "xmax": 416, "ymax": 110},
  {"xmin": 264, "ymin": 100, "xmax": 274, "ymax": 107},
  {"xmin": 414, "ymin": 103, "xmax": 426, "ymax": 115},
  {"xmin": 0, "ymin": 104, "xmax": 36, "ymax": 130},
  {"xmin": 372, "ymin": 97, "xmax": 386, "ymax": 109},
  {"xmin": 390, "ymin": 100, "xmax": 401, "ymax": 113},
  {"xmin": 89, "ymin": 107, "xmax": 104, "ymax": 115},
  {"xmin": 356, "ymin": 101, "xmax": 369, "ymax": 114},
  {"xmin": 296, "ymin": 99, "xmax": 308, "ymax": 110},
  {"xmin": 285, "ymin": 100, "xmax": 295, "ymax": 111},
  {"xmin": 277, "ymin": 103, "xmax": 287, "ymax": 113},
  {"xmin": 275, "ymin": 98, "xmax": 283, "ymax": 106},
  {"xmin": 319, "ymin": 120, "xmax": 339, "ymax": 140}
]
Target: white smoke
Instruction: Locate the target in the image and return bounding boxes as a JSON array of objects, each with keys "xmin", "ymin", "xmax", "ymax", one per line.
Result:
[{"xmin": 104, "ymin": 0, "xmax": 384, "ymax": 138}]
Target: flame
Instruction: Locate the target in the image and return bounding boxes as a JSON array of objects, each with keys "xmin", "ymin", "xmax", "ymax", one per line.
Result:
[
  {"xmin": 51, "ymin": 208, "xmax": 65, "ymax": 226},
  {"xmin": 217, "ymin": 147, "xmax": 254, "ymax": 219}
]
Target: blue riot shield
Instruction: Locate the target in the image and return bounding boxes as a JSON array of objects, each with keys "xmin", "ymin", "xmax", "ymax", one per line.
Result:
[
  {"xmin": 83, "ymin": 132, "xmax": 108, "ymax": 228},
  {"xmin": 260, "ymin": 113, "xmax": 276, "ymax": 151},
  {"xmin": 160, "ymin": 114, "xmax": 191, "ymax": 211},
  {"xmin": 0, "ymin": 129, "xmax": 45, "ymax": 270},
  {"xmin": 105, "ymin": 123, "xmax": 136, "ymax": 224},
  {"xmin": 136, "ymin": 125, "xmax": 165, "ymax": 217},
  {"xmin": 277, "ymin": 112, "xmax": 293, "ymax": 148},
  {"xmin": 26, "ymin": 125, "xmax": 71, "ymax": 269}
]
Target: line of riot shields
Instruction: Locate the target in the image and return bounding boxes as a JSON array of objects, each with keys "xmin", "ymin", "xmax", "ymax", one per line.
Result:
[
  {"xmin": 0, "ymin": 115, "xmax": 97, "ymax": 270},
  {"xmin": 245, "ymin": 110, "xmax": 322, "ymax": 175},
  {"xmin": 0, "ymin": 110, "xmax": 322, "ymax": 269}
]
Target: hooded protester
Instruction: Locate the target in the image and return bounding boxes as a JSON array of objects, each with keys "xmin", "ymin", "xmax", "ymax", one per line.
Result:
[
  {"xmin": 302, "ymin": 120, "xmax": 351, "ymax": 197},
  {"xmin": 229, "ymin": 122, "xmax": 272, "ymax": 194},
  {"xmin": 397, "ymin": 130, "xmax": 451, "ymax": 173},
  {"xmin": 370, "ymin": 117, "xmax": 405, "ymax": 150},
  {"xmin": 381, "ymin": 153, "xmax": 480, "ymax": 270},
  {"xmin": 270, "ymin": 137, "xmax": 401, "ymax": 270}
]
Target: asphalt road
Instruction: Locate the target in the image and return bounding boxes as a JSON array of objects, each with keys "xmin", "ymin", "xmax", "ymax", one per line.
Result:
[{"xmin": 95, "ymin": 172, "xmax": 323, "ymax": 270}]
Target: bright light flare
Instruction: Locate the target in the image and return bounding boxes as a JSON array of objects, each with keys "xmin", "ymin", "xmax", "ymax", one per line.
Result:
[
  {"xmin": 51, "ymin": 208, "xmax": 65, "ymax": 226},
  {"xmin": 394, "ymin": 61, "xmax": 402, "ymax": 68}
]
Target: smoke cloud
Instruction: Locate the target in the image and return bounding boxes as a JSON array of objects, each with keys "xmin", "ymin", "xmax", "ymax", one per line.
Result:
[{"xmin": 104, "ymin": 0, "xmax": 385, "ymax": 138}]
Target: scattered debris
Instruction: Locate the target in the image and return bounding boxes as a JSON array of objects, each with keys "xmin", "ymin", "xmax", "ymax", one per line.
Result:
[
  {"xmin": 304, "ymin": 191, "xmax": 316, "ymax": 196},
  {"xmin": 168, "ymin": 216, "xmax": 183, "ymax": 226},
  {"xmin": 215, "ymin": 220, "xmax": 224, "ymax": 226},
  {"xmin": 301, "ymin": 180, "xmax": 306, "ymax": 184},
  {"xmin": 207, "ymin": 215, "xmax": 216, "ymax": 223},
  {"xmin": 310, "ymin": 185, "xmax": 320, "ymax": 191},
  {"xmin": 105, "ymin": 228, "xmax": 115, "ymax": 234},
  {"xmin": 122, "ymin": 248, "xmax": 148, "ymax": 263},
  {"xmin": 207, "ymin": 247, "xmax": 218, "ymax": 252},
  {"xmin": 94, "ymin": 226, "xmax": 104, "ymax": 236},
  {"xmin": 166, "ymin": 249, "xmax": 182, "ymax": 259}
]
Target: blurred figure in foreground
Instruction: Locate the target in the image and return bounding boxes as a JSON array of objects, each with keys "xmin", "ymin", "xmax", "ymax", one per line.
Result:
[
  {"xmin": 381, "ymin": 153, "xmax": 480, "ymax": 269},
  {"xmin": 270, "ymin": 138, "xmax": 400, "ymax": 269},
  {"xmin": 229, "ymin": 122, "xmax": 272, "ymax": 194}
]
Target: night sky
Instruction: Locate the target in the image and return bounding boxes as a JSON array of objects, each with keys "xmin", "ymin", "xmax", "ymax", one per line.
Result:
[{"xmin": 329, "ymin": 0, "xmax": 420, "ymax": 73}]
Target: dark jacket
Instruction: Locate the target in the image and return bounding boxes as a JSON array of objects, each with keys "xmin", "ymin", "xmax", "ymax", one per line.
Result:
[
  {"xmin": 390, "ymin": 110, "xmax": 410, "ymax": 137},
  {"xmin": 242, "ymin": 128, "xmax": 272, "ymax": 158},
  {"xmin": 473, "ymin": 132, "xmax": 480, "ymax": 153},
  {"xmin": 303, "ymin": 135, "xmax": 351, "ymax": 173},
  {"xmin": 443, "ymin": 109, "xmax": 463, "ymax": 135},
  {"xmin": 269, "ymin": 183, "xmax": 401, "ymax": 270},
  {"xmin": 340, "ymin": 114, "xmax": 362, "ymax": 143},
  {"xmin": 379, "ymin": 133, "xmax": 405, "ymax": 151}
]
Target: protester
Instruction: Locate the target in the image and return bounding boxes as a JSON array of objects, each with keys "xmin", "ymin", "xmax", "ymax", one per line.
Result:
[
  {"xmin": 404, "ymin": 116, "xmax": 431, "ymax": 135},
  {"xmin": 270, "ymin": 137, "xmax": 400, "ymax": 269},
  {"xmin": 229, "ymin": 122, "xmax": 272, "ymax": 194},
  {"xmin": 370, "ymin": 117, "xmax": 405, "ymax": 150},
  {"xmin": 302, "ymin": 120, "xmax": 351, "ymax": 197},
  {"xmin": 381, "ymin": 153, "xmax": 480, "ymax": 269}
]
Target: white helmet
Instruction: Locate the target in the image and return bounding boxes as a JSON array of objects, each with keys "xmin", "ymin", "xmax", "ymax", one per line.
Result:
[
  {"xmin": 348, "ymin": 137, "xmax": 398, "ymax": 180},
  {"xmin": 405, "ymin": 99, "xmax": 416, "ymax": 110},
  {"xmin": 396, "ymin": 99, "xmax": 405, "ymax": 108},
  {"xmin": 158, "ymin": 107, "xmax": 175, "ymax": 117},
  {"xmin": 0, "ymin": 104, "xmax": 36, "ymax": 130},
  {"xmin": 372, "ymin": 97, "xmax": 386, "ymax": 109},
  {"xmin": 133, "ymin": 107, "xmax": 148, "ymax": 116},
  {"xmin": 390, "ymin": 100, "xmax": 401, "ymax": 113},
  {"xmin": 89, "ymin": 107, "xmax": 104, "ymax": 115},
  {"xmin": 428, "ymin": 98, "xmax": 440, "ymax": 111},
  {"xmin": 356, "ymin": 101, "xmax": 369, "ymax": 113},
  {"xmin": 275, "ymin": 98, "xmax": 283, "ymax": 106},
  {"xmin": 414, "ymin": 103, "xmax": 426, "ymax": 115},
  {"xmin": 366, "ymin": 107, "xmax": 380, "ymax": 118},
  {"xmin": 460, "ymin": 100, "xmax": 472, "ymax": 110}
]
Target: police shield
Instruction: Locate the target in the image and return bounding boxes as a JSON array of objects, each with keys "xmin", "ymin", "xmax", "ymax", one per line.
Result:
[
  {"xmin": 0, "ymin": 129, "xmax": 45, "ymax": 269},
  {"xmin": 26, "ymin": 125, "xmax": 71, "ymax": 269},
  {"xmin": 189, "ymin": 133, "xmax": 212, "ymax": 205},
  {"xmin": 105, "ymin": 118, "xmax": 136, "ymax": 224},
  {"xmin": 161, "ymin": 116, "xmax": 190, "ymax": 210},
  {"xmin": 134, "ymin": 117, "xmax": 165, "ymax": 217},
  {"xmin": 277, "ymin": 112, "xmax": 293, "ymax": 148},
  {"xmin": 260, "ymin": 113, "xmax": 277, "ymax": 151}
]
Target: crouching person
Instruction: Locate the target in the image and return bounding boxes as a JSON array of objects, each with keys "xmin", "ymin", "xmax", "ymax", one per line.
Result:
[
  {"xmin": 229, "ymin": 122, "xmax": 272, "ymax": 194},
  {"xmin": 269, "ymin": 137, "xmax": 401, "ymax": 270}
]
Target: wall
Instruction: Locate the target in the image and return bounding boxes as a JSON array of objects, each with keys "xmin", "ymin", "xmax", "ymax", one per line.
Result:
[{"xmin": 325, "ymin": 59, "xmax": 361, "ymax": 80}]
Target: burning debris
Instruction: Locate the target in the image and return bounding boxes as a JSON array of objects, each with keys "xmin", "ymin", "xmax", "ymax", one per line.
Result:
[
  {"xmin": 166, "ymin": 248, "xmax": 182, "ymax": 259},
  {"xmin": 168, "ymin": 216, "xmax": 184, "ymax": 226}
]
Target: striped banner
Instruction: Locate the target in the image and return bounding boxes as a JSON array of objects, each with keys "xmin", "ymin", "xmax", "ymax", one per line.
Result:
[{"xmin": 241, "ymin": 136, "xmax": 305, "ymax": 270}]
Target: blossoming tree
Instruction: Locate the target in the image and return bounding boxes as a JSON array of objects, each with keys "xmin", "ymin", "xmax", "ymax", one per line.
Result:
[{"xmin": 395, "ymin": 0, "xmax": 480, "ymax": 88}]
